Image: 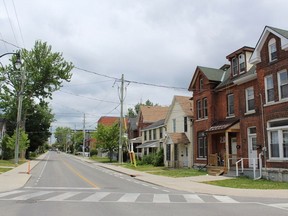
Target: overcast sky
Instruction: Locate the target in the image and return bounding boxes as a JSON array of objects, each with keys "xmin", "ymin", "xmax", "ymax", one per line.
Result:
[{"xmin": 1, "ymin": 0, "xmax": 288, "ymax": 132}]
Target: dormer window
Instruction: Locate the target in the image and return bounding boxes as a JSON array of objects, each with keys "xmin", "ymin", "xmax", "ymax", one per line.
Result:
[
  {"xmin": 239, "ymin": 54, "xmax": 245, "ymax": 73},
  {"xmin": 268, "ymin": 38, "xmax": 277, "ymax": 62},
  {"xmin": 232, "ymin": 57, "xmax": 238, "ymax": 76}
]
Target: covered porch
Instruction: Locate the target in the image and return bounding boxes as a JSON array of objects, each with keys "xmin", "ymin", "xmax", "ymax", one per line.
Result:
[{"xmin": 206, "ymin": 119, "xmax": 240, "ymax": 175}]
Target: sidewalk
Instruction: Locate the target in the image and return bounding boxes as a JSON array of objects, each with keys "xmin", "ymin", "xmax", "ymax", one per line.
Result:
[
  {"xmin": 96, "ymin": 162, "xmax": 288, "ymax": 198},
  {"xmin": 1, "ymin": 154, "xmax": 288, "ymax": 199},
  {"xmin": 0, "ymin": 153, "xmax": 47, "ymax": 193}
]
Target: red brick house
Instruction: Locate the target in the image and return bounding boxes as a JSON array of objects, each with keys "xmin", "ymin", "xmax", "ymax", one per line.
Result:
[{"xmin": 188, "ymin": 26, "xmax": 288, "ymax": 180}]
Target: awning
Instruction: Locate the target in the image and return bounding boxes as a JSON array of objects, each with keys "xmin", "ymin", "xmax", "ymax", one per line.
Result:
[
  {"xmin": 136, "ymin": 141, "xmax": 158, "ymax": 149},
  {"xmin": 206, "ymin": 119, "xmax": 240, "ymax": 133},
  {"xmin": 167, "ymin": 133, "xmax": 190, "ymax": 144}
]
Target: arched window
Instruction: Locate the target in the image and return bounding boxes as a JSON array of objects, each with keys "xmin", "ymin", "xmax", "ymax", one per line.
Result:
[{"xmin": 268, "ymin": 38, "xmax": 277, "ymax": 62}]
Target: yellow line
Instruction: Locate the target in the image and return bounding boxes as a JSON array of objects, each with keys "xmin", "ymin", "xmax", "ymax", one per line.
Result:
[{"xmin": 62, "ymin": 160, "xmax": 99, "ymax": 189}]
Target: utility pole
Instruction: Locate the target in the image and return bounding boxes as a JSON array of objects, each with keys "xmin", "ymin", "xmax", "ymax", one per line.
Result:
[
  {"xmin": 82, "ymin": 113, "xmax": 86, "ymax": 157},
  {"xmin": 15, "ymin": 68, "xmax": 25, "ymax": 164},
  {"xmin": 118, "ymin": 74, "xmax": 124, "ymax": 163}
]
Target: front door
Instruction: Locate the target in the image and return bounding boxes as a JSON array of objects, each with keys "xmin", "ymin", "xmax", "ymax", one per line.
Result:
[
  {"xmin": 248, "ymin": 127, "xmax": 258, "ymax": 167},
  {"xmin": 183, "ymin": 146, "xmax": 188, "ymax": 167},
  {"xmin": 231, "ymin": 138, "xmax": 237, "ymax": 165}
]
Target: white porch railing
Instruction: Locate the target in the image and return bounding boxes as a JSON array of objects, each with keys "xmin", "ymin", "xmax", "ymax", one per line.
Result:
[{"xmin": 235, "ymin": 153, "xmax": 263, "ymax": 179}]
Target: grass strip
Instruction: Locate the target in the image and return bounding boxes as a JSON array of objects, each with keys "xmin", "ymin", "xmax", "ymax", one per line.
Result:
[{"xmin": 205, "ymin": 176, "xmax": 288, "ymax": 189}]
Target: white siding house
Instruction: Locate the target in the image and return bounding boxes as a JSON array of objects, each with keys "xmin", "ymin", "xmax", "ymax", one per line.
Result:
[{"xmin": 164, "ymin": 96, "xmax": 194, "ymax": 168}]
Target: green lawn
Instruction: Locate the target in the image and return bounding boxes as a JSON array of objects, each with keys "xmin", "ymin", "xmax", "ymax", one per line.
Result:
[
  {"xmin": 90, "ymin": 156, "xmax": 118, "ymax": 163},
  {"xmin": 205, "ymin": 176, "xmax": 288, "ymax": 189},
  {"xmin": 122, "ymin": 163, "xmax": 207, "ymax": 177},
  {"xmin": 0, "ymin": 167, "xmax": 12, "ymax": 173}
]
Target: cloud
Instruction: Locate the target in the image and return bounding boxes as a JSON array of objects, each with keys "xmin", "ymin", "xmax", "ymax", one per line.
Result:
[{"xmin": 1, "ymin": 0, "xmax": 288, "ymax": 131}]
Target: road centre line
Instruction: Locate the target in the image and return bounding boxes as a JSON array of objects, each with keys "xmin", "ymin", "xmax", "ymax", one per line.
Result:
[{"xmin": 62, "ymin": 160, "xmax": 99, "ymax": 189}]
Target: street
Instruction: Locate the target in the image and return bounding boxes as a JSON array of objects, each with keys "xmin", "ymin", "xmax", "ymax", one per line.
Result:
[{"xmin": 0, "ymin": 151, "xmax": 287, "ymax": 216}]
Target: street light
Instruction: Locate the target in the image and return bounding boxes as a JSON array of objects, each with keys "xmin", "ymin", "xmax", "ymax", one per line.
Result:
[{"xmin": 0, "ymin": 52, "xmax": 22, "ymax": 164}]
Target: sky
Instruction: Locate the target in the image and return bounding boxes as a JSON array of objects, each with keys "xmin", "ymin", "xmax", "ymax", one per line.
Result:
[{"xmin": 1, "ymin": 0, "xmax": 288, "ymax": 134}]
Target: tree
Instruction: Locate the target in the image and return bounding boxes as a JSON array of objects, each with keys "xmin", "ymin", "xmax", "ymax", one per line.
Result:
[
  {"xmin": 7, "ymin": 129, "xmax": 30, "ymax": 156},
  {"xmin": 0, "ymin": 40, "xmax": 73, "ymax": 154},
  {"xmin": 126, "ymin": 100, "xmax": 158, "ymax": 117},
  {"xmin": 25, "ymin": 101, "xmax": 54, "ymax": 152},
  {"xmin": 93, "ymin": 124, "xmax": 119, "ymax": 161},
  {"xmin": 54, "ymin": 127, "xmax": 72, "ymax": 152}
]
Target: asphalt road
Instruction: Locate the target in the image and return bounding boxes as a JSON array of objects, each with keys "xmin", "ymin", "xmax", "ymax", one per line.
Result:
[{"xmin": 0, "ymin": 151, "xmax": 287, "ymax": 216}]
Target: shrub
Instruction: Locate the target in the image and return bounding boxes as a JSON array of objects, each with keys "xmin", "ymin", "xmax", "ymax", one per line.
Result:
[
  {"xmin": 138, "ymin": 149, "xmax": 164, "ymax": 167},
  {"xmin": 90, "ymin": 149, "xmax": 98, "ymax": 157}
]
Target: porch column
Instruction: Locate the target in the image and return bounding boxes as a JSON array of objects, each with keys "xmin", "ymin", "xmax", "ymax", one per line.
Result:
[{"xmin": 225, "ymin": 131, "xmax": 229, "ymax": 171}]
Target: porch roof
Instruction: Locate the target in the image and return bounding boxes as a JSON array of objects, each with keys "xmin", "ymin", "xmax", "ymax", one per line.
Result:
[
  {"xmin": 206, "ymin": 119, "xmax": 240, "ymax": 133},
  {"xmin": 168, "ymin": 133, "xmax": 190, "ymax": 144},
  {"xmin": 136, "ymin": 141, "xmax": 158, "ymax": 149}
]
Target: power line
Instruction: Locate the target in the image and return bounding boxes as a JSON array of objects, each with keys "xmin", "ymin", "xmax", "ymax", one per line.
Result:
[
  {"xmin": 12, "ymin": 0, "xmax": 25, "ymax": 48},
  {"xmin": 59, "ymin": 90, "xmax": 119, "ymax": 104},
  {"xmin": 1, "ymin": 39, "xmax": 188, "ymax": 90},
  {"xmin": 3, "ymin": 0, "xmax": 19, "ymax": 47}
]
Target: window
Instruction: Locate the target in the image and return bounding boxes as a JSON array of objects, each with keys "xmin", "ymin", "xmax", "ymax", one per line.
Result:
[
  {"xmin": 265, "ymin": 75, "xmax": 274, "ymax": 103},
  {"xmin": 144, "ymin": 131, "xmax": 147, "ymax": 141},
  {"xmin": 197, "ymin": 100, "xmax": 202, "ymax": 119},
  {"xmin": 149, "ymin": 130, "xmax": 152, "ymax": 140},
  {"xmin": 268, "ymin": 119, "xmax": 288, "ymax": 160},
  {"xmin": 239, "ymin": 54, "xmax": 245, "ymax": 73},
  {"xmin": 246, "ymin": 87, "xmax": 255, "ymax": 112},
  {"xmin": 278, "ymin": 70, "xmax": 288, "ymax": 100},
  {"xmin": 199, "ymin": 78, "xmax": 203, "ymax": 91},
  {"xmin": 174, "ymin": 144, "xmax": 178, "ymax": 161},
  {"xmin": 197, "ymin": 132, "xmax": 207, "ymax": 158},
  {"xmin": 184, "ymin": 117, "xmax": 188, "ymax": 132},
  {"xmin": 172, "ymin": 119, "xmax": 176, "ymax": 132},
  {"xmin": 268, "ymin": 38, "xmax": 277, "ymax": 62},
  {"xmin": 232, "ymin": 57, "xmax": 238, "ymax": 76},
  {"xmin": 203, "ymin": 98, "xmax": 208, "ymax": 118},
  {"xmin": 153, "ymin": 129, "xmax": 156, "ymax": 140},
  {"xmin": 166, "ymin": 144, "xmax": 171, "ymax": 161},
  {"xmin": 227, "ymin": 94, "xmax": 234, "ymax": 116},
  {"xmin": 159, "ymin": 127, "xmax": 163, "ymax": 139}
]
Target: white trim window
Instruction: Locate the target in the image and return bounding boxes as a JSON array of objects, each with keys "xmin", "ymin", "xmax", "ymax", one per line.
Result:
[
  {"xmin": 199, "ymin": 78, "xmax": 204, "ymax": 91},
  {"xmin": 172, "ymin": 119, "xmax": 176, "ymax": 133},
  {"xmin": 197, "ymin": 132, "xmax": 207, "ymax": 158},
  {"xmin": 197, "ymin": 100, "xmax": 202, "ymax": 119},
  {"xmin": 278, "ymin": 70, "xmax": 288, "ymax": 100},
  {"xmin": 227, "ymin": 94, "xmax": 234, "ymax": 116},
  {"xmin": 203, "ymin": 98, "xmax": 208, "ymax": 118},
  {"xmin": 267, "ymin": 119, "xmax": 288, "ymax": 160},
  {"xmin": 268, "ymin": 38, "xmax": 277, "ymax": 62},
  {"xmin": 232, "ymin": 57, "xmax": 238, "ymax": 76},
  {"xmin": 265, "ymin": 75, "xmax": 274, "ymax": 103},
  {"xmin": 239, "ymin": 54, "xmax": 245, "ymax": 73},
  {"xmin": 245, "ymin": 87, "xmax": 255, "ymax": 112}
]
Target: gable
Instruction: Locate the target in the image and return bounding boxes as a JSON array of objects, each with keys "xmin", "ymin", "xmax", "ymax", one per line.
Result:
[
  {"xmin": 188, "ymin": 66, "xmax": 225, "ymax": 91},
  {"xmin": 98, "ymin": 116, "xmax": 119, "ymax": 126},
  {"xmin": 139, "ymin": 106, "xmax": 169, "ymax": 124},
  {"xmin": 250, "ymin": 26, "xmax": 288, "ymax": 64}
]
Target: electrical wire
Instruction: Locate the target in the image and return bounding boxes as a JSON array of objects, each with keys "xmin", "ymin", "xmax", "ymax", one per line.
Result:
[
  {"xmin": 3, "ymin": 0, "xmax": 19, "ymax": 47},
  {"xmin": 12, "ymin": 0, "xmax": 25, "ymax": 48}
]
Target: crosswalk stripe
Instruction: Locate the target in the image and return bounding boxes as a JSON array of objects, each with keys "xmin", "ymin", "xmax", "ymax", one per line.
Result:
[
  {"xmin": 213, "ymin": 195, "xmax": 239, "ymax": 203},
  {"xmin": 153, "ymin": 194, "xmax": 170, "ymax": 203},
  {"xmin": 269, "ymin": 203, "xmax": 288, "ymax": 208},
  {"xmin": 11, "ymin": 191, "xmax": 52, "ymax": 200},
  {"xmin": 0, "ymin": 191, "xmax": 246, "ymax": 204},
  {"xmin": 183, "ymin": 194, "xmax": 204, "ymax": 203},
  {"xmin": 0, "ymin": 190, "xmax": 23, "ymax": 198},
  {"xmin": 118, "ymin": 193, "xmax": 140, "ymax": 202},
  {"xmin": 82, "ymin": 192, "xmax": 110, "ymax": 202},
  {"xmin": 46, "ymin": 192, "xmax": 80, "ymax": 201}
]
